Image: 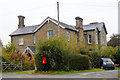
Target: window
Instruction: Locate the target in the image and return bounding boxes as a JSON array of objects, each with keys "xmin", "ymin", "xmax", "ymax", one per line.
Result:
[
  {"xmin": 19, "ymin": 37, "xmax": 24, "ymax": 45},
  {"xmin": 95, "ymin": 32, "xmax": 98, "ymax": 44},
  {"xmin": 102, "ymin": 36, "xmax": 104, "ymax": 44},
  {"xmin": 47, "ymin": 30, "xmax": 54, "ymax": 39},
  {"xmin": 76, "ymin": 32, "xmax": 78, "ymax": 44},
  {"xmin": 88, "ymin": 35, "xmax": 92, "ymax": 44},
  {"xmin": 67, "ymin": 31, "xmax": 70, "ymax": 41},
  {"xmin": 33, "ymin": 35, "xmax": 36, "ymax": 44}
]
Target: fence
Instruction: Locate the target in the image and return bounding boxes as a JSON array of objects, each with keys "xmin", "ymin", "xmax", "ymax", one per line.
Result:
[{"xmin": 2, "ymin": 61, "xmax": 22, "ymax": 71}]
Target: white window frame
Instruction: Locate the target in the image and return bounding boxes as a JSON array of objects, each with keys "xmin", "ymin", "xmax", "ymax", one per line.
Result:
[
  {"xmin": 19, "ymin": 37, "xmax": 24, "ymax": 45},
  {"xmin": 88, "ymin": 34, "xmax": 92, "ymax": 44},
  {"xmin": 67, "ymin": 31, "xmax": 70, "ymax": 41},
  {"xmin": 47, "ymin": 30, "xmax": 54, "ymax": 39},
  {"xmin": 95, "ymin": 32, "xmax": 98, "ymax": 44},
  {"xmin": 33, "ymin": 35, "xmax": 36, "ymax": 44}
]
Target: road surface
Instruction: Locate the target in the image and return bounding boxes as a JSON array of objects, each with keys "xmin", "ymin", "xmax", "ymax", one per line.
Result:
[{"xmin": 1, "ymin": 70, "xmax": 119, "ymax": 78}]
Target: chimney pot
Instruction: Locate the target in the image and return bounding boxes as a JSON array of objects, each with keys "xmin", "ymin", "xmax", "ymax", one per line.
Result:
[{"xmin": 18, "ymin": 15, "xmax": 25, "ymax": 28}]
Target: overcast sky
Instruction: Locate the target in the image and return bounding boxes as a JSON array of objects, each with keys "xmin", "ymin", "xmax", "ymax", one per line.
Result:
[{"xmin": 0, "ymin": 0, "xmax": 119, "ymax": 45}]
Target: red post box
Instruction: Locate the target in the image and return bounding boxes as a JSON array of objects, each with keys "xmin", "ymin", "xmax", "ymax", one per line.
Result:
[{"xmin": 42, "ymin": 57, "xmax": 47, "ymax": 64}]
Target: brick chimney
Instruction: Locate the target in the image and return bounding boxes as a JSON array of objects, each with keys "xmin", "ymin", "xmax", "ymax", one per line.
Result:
[
  {"xmin": 75, "ymin": 16, "xmax": 83, "ymax": 29},
  {"xmin": 18, "ymin": 15, "xmax": 25, "ymax": 28}
]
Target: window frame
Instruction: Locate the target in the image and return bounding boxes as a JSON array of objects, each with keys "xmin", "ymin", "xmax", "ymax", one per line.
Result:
[
  {"xmin": 19, "ymin": 37, "xmax": 24, "ymax": 45},
  {"xmin": 33, "ymin": 35, "xmax": 36, "ymax": 44},
  {"xmin": 67, "ymin": 31, "xmax": 70, "ymax": 41},
  {"xmin": 47, "ymin": 30, "xmax": 54, "ymax": 39},
  {"xmin": 88, "ymin": 34, "xmax": 92, "ymax": 44}
]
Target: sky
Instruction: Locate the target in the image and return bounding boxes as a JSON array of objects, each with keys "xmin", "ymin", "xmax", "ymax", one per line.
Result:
[{"xmin": 0, "ymin": 0, "xmax": 119, "ymax": 45}]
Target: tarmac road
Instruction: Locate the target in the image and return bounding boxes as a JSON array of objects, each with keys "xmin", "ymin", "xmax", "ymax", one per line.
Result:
[{"xmin": 1, "ymin": 70, "xmax": 119, "ymax": 78}]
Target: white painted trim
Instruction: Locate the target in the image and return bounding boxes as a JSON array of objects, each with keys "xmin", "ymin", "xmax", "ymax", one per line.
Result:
[
  {"xmin": 88, "ymin": 34, "xmax": 92, "ymax": 44},
  {"xmin": 34, "ymin": 17, "xmax": 65, "ymax": 32},
  {"xmin": 22, "ymin": 47, "xmax": 34, "ymax": 55}
]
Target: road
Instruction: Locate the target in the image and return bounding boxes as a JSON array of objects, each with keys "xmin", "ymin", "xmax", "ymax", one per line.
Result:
[{"xmin": 1, "ymin": 70, "xmax": 119, "ymax": 78}]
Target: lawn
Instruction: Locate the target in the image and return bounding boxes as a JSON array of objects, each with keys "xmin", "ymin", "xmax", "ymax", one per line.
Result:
[{"xmin": 2, "ymin": 68, "xmax": 106, "ymax": 75}]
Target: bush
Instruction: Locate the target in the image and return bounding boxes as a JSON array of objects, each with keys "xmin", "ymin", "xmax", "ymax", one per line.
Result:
[
  {"xmin": 87, "ymin": 51, "xmax": 100, "ymax": 67},
  {"xmin": 68, "ymin": 54, "xmax": 91, "ymax": 70},
  {"xmin": 22, "ymin": 56, "xmax": 35, "ymax": 70},
  {"xmin": 2, "ymin": 43, "xmax": 35, "ymax": 71},
  {"xmin": 114, "ymin": 47, "xmax": 120, "ymax": 65},
  {"xmin": 35, "ymin": 37, "xmax": 69, "ymax": 71}
]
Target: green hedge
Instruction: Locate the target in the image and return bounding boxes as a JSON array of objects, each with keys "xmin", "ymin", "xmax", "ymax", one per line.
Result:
[
  {"xmin": 35, "ymin": 37, "xmax": 69, "ymax": 71},
  {"xmin": 68, "ymin": 54, "xmax": 91, "ymax": 70},
  {"xmin": 35, "ymin": 37, "xmax": 92, "ymax": 71}
]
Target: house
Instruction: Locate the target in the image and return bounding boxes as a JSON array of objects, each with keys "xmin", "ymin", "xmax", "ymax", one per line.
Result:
[
  {"xmin": 0, "ymin": 40, "xmax": 3, "ymax": 55},
  {"xmin": 10, "ymin": 15, "xmax": 107, "ymax": 59}
]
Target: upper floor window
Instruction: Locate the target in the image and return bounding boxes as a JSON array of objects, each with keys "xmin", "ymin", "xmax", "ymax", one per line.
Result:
[
  {"xmin": 88, "ymin": 34, "xmax": 92, "ymax": 44},
  {"xmin": 47, "ymin": 30, "xmax": 54, "ymax": 39},
  {"xmin": 102, "ymin": 36, "xmax": 105, "ymax": 44},
  {"xmin": 33, "ymin": 35, "xmax": 36, "ymax": 44},
  {"xmin": 67, "ymin": 31, "xmax": 70, "ymax": 41},
  {"xmin": 95, "ymin": 32, "xmax": 98, "ymax": 44},
  {"xmin": 19, "ymin": 37, "xmax": 24, "ymax": 45}
]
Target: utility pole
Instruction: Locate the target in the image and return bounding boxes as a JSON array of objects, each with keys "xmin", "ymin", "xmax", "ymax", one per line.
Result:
[{"xmin": 57, "ymin": 2, "xmax": 60, "ymax": 37}]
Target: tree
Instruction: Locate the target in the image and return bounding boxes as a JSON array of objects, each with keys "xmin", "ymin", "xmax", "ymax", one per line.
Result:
[{"xmin": 107, "ymin": 34, "xmax": 120, "ymax": 47}]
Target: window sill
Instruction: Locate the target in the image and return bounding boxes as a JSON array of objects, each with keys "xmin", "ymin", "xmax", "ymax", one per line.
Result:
[
  {"xmin": 19, "ymin": 44, "xmax": 24, "ymax": 46},
  {"xmin": 88, "ymin": 43, "xmax": 92, "ymax": 45}
]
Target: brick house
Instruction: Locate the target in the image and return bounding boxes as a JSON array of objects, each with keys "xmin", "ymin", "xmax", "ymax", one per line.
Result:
[
  {"xmin": 0, "ymin": 40, "xmax": 3, "ymax": 55},
  {"xmin": 10, "ymin": 15, "xmax": 107, "ymax": 59}
]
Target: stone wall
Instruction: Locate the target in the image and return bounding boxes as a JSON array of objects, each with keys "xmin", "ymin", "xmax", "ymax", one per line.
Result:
[{"xmin": 11, "ymin": 34, "xmax": 35, "ymax": 53}]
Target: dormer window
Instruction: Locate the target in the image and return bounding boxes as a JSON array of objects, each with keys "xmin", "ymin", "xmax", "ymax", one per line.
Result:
[
  {"xmin": 47, "ymin": 30, "xmax": 54, "ymax": 39},
  {"xmin": 19, "ymin": 37, "xmax": 24, "ymax": 45},
  {"xmin": 88, "ymin": 34, "xmax": 92, "ymax": 44}
]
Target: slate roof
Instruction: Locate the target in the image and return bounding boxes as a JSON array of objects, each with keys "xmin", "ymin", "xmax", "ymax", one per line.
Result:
[
  {"xmin": 49, "ymin": 17, "xmax": 77, "ymax": 31},
  {"xmin": 10, "ymin": 17, "xmax": 107, "ymax": 36},
  {"xmin": 10, "ymin": 25, "xmax": 38, "ymax": 36},
  {"xmin": 28, "ymin": 46, "xmax": 35, "ymax": 53},
  {"xmin": 10, "ymin": 17, "xmax": 77, "ymax": 36},
  {"xmin": 83, "ymin": 22, "xmax": 107, "ymax": 34}
]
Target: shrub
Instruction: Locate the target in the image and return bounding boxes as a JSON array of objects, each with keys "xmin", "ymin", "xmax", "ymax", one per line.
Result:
[
  {"xmin": 35, "ymin": 37, "xmax": 69, "ymax": 71},
  {"xmin": 68, "ymin": 54, "xmax": 91, "ymax": 70},
  {"xmin": 87, "ymin": 51, "xmax": 100, "ymax": 67},
  {"xmin": 22, "ymin": 56, "xmax": 35, "ymax": 70},
  {"xmin": 2, "ymin": 43, "xmax": 35, "ymax": 71},
  {"xmin": 114, "ymin": 47, "xmax": 120, "ymax": 66}
]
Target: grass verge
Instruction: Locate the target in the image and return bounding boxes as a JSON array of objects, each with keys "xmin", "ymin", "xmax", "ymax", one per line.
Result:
[
  {"xmin": 32, "ymin": 69, "xmax": 106, "ymax": 75},
  {"xmin": 115, "ymin": 67, "xmax": 120, "ymax": 70},
  {"xmin": 13, "ymin": 68, "xmax": 106, "ymax": 75}
]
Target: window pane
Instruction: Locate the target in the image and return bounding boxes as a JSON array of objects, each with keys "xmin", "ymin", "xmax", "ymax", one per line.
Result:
[
  {"xmin": 19, "ymin": 37, "xmax": 24, "ymax": 45},
  {"xmin": 88, "ymin": 35, "xmax": 92, "ymax": 44},
  {"xmin": 47, "ymin": 30, "xmax": 54, "ymax": 39}
]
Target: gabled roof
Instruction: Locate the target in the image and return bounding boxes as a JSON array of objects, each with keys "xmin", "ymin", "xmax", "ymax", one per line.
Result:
[
  {"xmin": 10, "ymin": 17, "xmax": 77, "ymax": 36},
  {"xmin": 10, "ymin": 17, "xmax": 107, "ymax": 36},
  {"xmin": 83, "ymin": 22, "xmax": 107, "ymax": 34},
  {"xmin": 22, "ymin": 46, "xmax": 35, "ymax": 55}
]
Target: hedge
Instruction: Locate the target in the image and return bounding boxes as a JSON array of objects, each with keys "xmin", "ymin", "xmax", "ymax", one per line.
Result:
[
  {"xmin": 35, "ymin": 37, "xmax": 92, "ymax": 71},
  {"xmin": 35, "ymin": 37, "xmax": 69, "ymax": 71},
  {"xmin": 68, "ymin": 54, "xmax": 91, "ymax": 70}
]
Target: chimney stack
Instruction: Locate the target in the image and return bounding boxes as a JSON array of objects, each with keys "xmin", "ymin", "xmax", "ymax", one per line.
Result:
[
  {"xmin": 18, "ymin": 15, "xmax": 25, "ymax": 28},
  {"xmin": 75, "ymin": 16, "xmax": 83, "ymax": 29}
]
